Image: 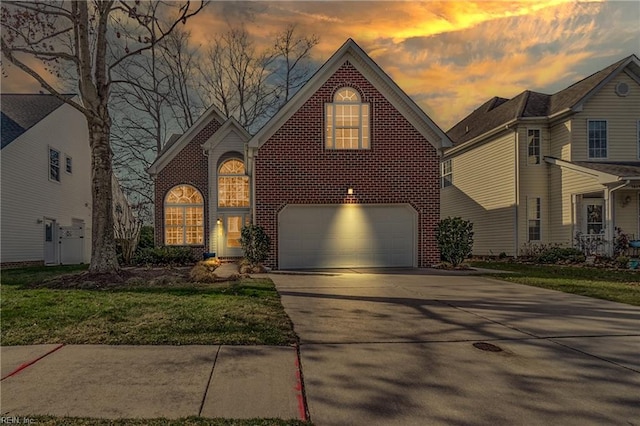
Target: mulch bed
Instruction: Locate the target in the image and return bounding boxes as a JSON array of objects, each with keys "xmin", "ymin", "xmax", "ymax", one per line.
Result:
[{"xmin": 27, "ymin": 267, "xmax": 194, "ymax": 290}]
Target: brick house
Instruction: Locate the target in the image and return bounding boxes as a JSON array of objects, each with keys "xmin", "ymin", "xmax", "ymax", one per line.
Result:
[{"xmin": 149, "ymin": 39, "xmax": 451, "ymax": 268}]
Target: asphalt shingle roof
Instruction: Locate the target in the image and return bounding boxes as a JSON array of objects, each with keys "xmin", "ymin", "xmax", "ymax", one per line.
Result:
[
  {"xmin": 447, "ymin": 55, "xmax": 639, "ymax": 146},
  {"xmin": 572, "ymin": 161, "xmax": 640, "ymax": 178},
  {"xmin": 1, "ymin": 93, "xmax": 74, "ymax": 149}
]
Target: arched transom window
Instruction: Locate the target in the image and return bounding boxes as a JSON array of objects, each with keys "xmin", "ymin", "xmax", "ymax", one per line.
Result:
[
  {"xmin": 325, "ymin": 87, "xmax": 370, "ymax": 149},
  {"xmin": 218, "ymin": 159, "xmax": 249, "ymax": 207},
  {"xmin": 164, "ymin": 184, "xmax": 204, "ymax": 245}
]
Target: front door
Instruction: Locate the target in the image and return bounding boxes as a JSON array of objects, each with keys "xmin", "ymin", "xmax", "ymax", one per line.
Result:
[
  {"xmin": 219, "ymin": 213, "xmax": 250, "ymax": 257},
  {"xmin": 44, "ymin": 218, "xmax": 58, "ymax": 265}
]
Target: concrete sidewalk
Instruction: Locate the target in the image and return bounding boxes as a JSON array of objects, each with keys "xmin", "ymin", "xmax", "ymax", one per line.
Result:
[{"xmin": 1, "ymin": 344, "xmax": 306, "ymax": 421}]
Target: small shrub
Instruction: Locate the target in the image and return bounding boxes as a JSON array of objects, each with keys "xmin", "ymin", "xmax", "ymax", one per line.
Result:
[
  {"xmin": 241, "ymin": 225, "xmax": 270, "ymax": 265},
  {"xmin": 133, "ymin": 246, "xmax": 196, "ymax": 266},
  {"xmin": 137, "ymin": 225, "xmax": 155, "ymax": 250},
  {"xmin": 436, "ymin": 217, "xmax": 474, "ymax": 267},
  {"xmin": 615, "ymin": 256, "xmax": 630, "ymax": 269},
  {"xmin": 613, "ymin": 227, "xmax": 630, "ymax": 257},
  {"xmin": 498, "ymin": 252, "xmax": 508, "ymax": 259},
  {"xmin": 536, "ymin": 247, "xmax": 585, "ymax": 264}
]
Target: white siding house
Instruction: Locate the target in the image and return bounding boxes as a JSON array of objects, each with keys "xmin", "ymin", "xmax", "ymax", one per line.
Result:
[
  {"xmin": 1, "ymin": 94, "xmax": 92, "ymax": 266},
  {"xmin": 443, "ymin": 55, "xmax": 640, "ymax": 257}
]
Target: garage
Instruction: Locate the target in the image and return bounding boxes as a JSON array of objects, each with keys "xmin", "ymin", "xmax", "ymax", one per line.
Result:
[{"xmin": 278, "ymin": 204, "xmax": 417, "ymax": 269}]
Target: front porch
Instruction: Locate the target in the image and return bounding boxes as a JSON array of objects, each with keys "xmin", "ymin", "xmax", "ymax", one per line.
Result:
[{"xmin": 572, "ymin": 189, "xmax": 639, "ymax": 257}]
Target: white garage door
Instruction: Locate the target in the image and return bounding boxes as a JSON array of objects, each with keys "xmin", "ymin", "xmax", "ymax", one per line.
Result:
[{"xmin": 278, "ymin": 204, "xmax": 417, "ymax": 269}]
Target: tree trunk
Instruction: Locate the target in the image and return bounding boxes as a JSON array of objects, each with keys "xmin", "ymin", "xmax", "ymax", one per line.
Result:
[{"xmin": 88, "ymin": 116, "xmax": 120, "ymax": 273}]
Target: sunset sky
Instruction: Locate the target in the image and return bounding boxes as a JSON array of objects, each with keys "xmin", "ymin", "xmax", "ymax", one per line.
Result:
[{"xmin": 2, "ymin": 1, "xmax": 639, "ymax": 130}]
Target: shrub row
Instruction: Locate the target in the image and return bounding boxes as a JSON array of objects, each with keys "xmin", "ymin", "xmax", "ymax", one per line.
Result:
[{"xmin": 133, "ymin": 246, "xmax": 197, "ymax": 266}]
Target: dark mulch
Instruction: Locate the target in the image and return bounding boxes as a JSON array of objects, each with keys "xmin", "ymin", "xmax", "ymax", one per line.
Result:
[{"xmin": 27, "ymin": 267, "xmax": 194, "ymax": 290}]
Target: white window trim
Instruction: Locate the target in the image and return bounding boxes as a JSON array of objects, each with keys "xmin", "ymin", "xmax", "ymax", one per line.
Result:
[
  {"xmin": 441, "ymin": 159, "xmax": 452, "ymax": 188},
  {"xmin": 48, "ymin": 146, "xmax": 61, "ymax": 183},
  {"xmin": 325, "ymin": 88, "xmax": 371, "ymax": 150},
  {"xmin": 527, "ymin": 128, "xmax": 541, "ymax": 166},
  {"xmin": 217, "ymin": 158, "xmax": 250, "ymax": 209},
  {"xmin": 587, "ymin": 119, "xmax": 608, "ymax": 160}
]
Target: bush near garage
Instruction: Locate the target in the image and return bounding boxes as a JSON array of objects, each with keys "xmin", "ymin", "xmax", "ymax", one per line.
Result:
[
  {"xmin": 241, "ymin": 225, "xmax": 271, "ymax": 266},
  {"xmin": 436, "ymin": 217, "xmax": 474, "ymax": 267}
]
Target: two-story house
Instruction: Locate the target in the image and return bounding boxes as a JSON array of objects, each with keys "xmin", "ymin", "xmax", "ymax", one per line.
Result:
[
  {"xmin": 1, "ymin": 94, "xmax": 137, "ymax": 267},
  {"xmin": 150, "ymin": 39, "xmax": 451, "ymax": 269},
  {"xmin": 442, "ymin": 55, "xmax": 640, "ymax": 256}
]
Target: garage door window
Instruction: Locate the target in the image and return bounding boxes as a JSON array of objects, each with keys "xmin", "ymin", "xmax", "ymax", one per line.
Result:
[{"xmin": 325, "ymin": 87, "xmax": 370, "ymax": 150}]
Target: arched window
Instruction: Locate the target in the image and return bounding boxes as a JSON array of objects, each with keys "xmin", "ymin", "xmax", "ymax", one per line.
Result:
[
  {"xmin": 164, "ymin": 185, "xmax": 204, "ymax": 245},
  {"xmin": 325, "ymin": 87, "xmax": 370, "ymax": 149},
  {"xmin": 218, "ymin": 159, "xmax": 249, "ymax": 207}
]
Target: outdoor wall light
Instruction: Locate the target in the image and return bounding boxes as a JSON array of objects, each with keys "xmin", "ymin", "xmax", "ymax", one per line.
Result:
[
  {"xmin": 622, "ymin": 195, "xmax": 632, "ymax": 207},
  {"xmin": 347, "ymin": 187, "xmax": 354, "ymax": 195},
  {"xmin": 216, "ymin": 218, "xmax": 222, "ymax": 225},
  {"xmin": 36, "ymin": 218, "xmax": 43, "ymax": 224}
]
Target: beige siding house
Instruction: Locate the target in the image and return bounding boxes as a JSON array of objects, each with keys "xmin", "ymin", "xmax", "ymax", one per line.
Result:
[{"xmin": 442, "ymin": 55, "xmax": 640, "ymax": 256}]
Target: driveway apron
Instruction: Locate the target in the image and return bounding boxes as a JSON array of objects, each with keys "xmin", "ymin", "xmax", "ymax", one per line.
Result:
[{"xmin": 271, "ymin": 272, "xmax": 640, "ymax": 426}]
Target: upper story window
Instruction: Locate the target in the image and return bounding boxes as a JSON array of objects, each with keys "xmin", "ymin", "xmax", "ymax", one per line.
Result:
[
  {"xmin": 588, "ymin": 120, "xmax": 607, "ymax": 159},
  {"xmin": 527, "ymin": 129, "xmax": 541, "ymax": 165},
  {"xmin": 49, "ymin": 147, "xmax": 60, "ymax": 182},
  {"xmin": 164, "ymin": 184, "xmax": 204, "ymax": 245},
  {"xmin": 218, "ymin": 159, "xmax": 249, "ymax": 208},
  {"xmin": 325, "ymin": 87, "xmax": 370, "ymax": 150},
  {"xmin": 441, "ymin": 159, "xmax": 452, "ymax": 188},
  {"xmin": 65, "ymin": 155, "xmax": 73, "ymax": 174}
]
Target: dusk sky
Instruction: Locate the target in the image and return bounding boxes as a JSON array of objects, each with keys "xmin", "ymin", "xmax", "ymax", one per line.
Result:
[{"xmin": 2, "ymin": 1, "xmax": 639, "ymax": 130}]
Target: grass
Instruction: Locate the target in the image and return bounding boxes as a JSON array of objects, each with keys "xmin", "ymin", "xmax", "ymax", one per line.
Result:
[
  {"xmin": 15, "ymin": 416, "xmax": 310, "ymax": 425},
  {"xmin": 0, "ymin": 265, "xmax": 297, "ymax": 346},
  {"xmin": 471, "ymin": 261, "xmax": 640, "ymax": 306}
]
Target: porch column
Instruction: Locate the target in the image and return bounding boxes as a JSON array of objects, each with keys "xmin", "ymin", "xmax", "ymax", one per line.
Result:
[{"xmin": 605, "ymin": 181, "xmax": 630, "ymax": 256}]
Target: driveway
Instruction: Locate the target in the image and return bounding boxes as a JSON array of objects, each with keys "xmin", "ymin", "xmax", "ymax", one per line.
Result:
[{"xmin": 270, "ymin": 271, "xmax": 640, "ymax": 426}]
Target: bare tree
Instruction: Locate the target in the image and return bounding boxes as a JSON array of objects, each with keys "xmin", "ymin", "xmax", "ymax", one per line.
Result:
[
  {"xmin": 199, "ymin": 25, "xmax": 319, "ymax": 133},
  {"xmin": 110, "ymin": 27, "xmax": 203, "ymax": 225},
  {"xmin": 272, "ymin": 24, "xmax": 319, "ymax": 106},
  {"xmin": 1, "ymin": 0, "xmax": 205, "ymax": 273}
]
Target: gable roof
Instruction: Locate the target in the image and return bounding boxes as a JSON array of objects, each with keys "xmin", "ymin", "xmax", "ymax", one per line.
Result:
[
  {"xmin": 1, "ymin": 93, "xmax": 75, "ymax": 149},
  {"xmin": 201, "ymin": 117, "xmax": 250, "ymax": 151},
  {"xmin": 147, "ymin": 103, "xmax": 225, "ymax": 175},
  {"xmin": 249, "ymin": 38, "xmax": 452, "ymax": 151},
  {"xmin": 447, "ymin": 54, "xmax": 640, "ymax": 146}
]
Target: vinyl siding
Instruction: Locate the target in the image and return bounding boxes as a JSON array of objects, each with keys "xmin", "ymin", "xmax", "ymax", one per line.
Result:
[
  {"xmin": 549, "ymin": 119, "xmax": 571, "ymax": 160},
  {"xmin": 547, "ymin": 165, "xmax": 604, "ymax": 246},
  {"xmin": 615, "ymin": 190, "xmax": 640, "ymax": 239},
  {"xmin": 517, "ymin": 125, "xmax": 550, "ymax": 251},
  {"xmin": 441, "ymin": 131, "xmax": 516, "ymax": 255},
  {"xmin": 205, "ymin": 130, "xmax": 248, "ymax": 255},
  {"xmin": 571, "ymin": 72, "xmax": 640, "ymax": 161},
  {"xmin": 1, "ymin": 102, "xmax": 92, "ymax": 263}
]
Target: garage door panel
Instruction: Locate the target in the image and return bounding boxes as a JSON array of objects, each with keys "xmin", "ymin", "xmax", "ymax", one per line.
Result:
[{"xmin": 279, "ymin": 204, "xmax": 416, "ymax": 269}]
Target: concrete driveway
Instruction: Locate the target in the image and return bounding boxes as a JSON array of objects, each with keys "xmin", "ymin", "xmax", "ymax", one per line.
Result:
[{"xmin": 270, "ymin": 271, "xmax": 640, "ymax": 426}]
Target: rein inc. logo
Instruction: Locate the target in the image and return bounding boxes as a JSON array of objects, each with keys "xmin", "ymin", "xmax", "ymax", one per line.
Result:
[{"xmin": 0, "ymin": 418, "xmax": 36, "ymax": 424}]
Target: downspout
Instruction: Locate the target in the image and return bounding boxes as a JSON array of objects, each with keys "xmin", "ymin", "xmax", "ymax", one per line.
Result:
[
  {"xmin": 605, "ymin": 180, "xmax": 630, "ymax": 255},
  {"xmin": 202, "ymin": 147, "xmax": 214, "ymax": 255},
  {"xmin": 513, "ymin": 126, "xmax": 520, "ymax": 257},
  {"xmin": 248, "ymin": 145, "xmax": 257, "ymax": 225}
]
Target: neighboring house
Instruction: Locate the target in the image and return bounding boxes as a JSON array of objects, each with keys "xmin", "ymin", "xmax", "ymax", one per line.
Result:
[
  {"xmin": 442, "ymin": 55, "xmax": 640, "ymax": 256},
  {"xmin": 1, "ymin": 93, "xmax": 137, "ymax": 267},
  {"xmin": 150, "ymin": 39, "xmax": 451, "ymax": 269}
]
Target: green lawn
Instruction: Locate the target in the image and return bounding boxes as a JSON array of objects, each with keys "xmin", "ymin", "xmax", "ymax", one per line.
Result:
[
  {"xmin": 471, "ymin": 261, "xmax": 640, "ymax": 306},
  {"xmin": 0, "ymin": 266, "xmax": 297, "ymax": 346},
  {"xmin": 18, "ymin": 416, "xmax": 309, "ymax": 426}
]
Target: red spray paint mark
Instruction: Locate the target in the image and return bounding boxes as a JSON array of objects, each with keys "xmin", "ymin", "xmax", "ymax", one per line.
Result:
[
  {"xmin": 293, "ymin": 344, "xmax": 308, "ymax": 421},
  {"xmin": 1, "ymin": 344, "xmax": 64, "ymax": 381}
]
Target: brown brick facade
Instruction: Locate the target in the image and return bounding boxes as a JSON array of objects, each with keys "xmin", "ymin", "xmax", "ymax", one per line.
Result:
[
  {"xmin": 154, "ymin": 119, "xmax": 221, "ymax": 258},
  {"xmin": 255, "ymin": 62, "xmax": 441, "ymax": 268}
]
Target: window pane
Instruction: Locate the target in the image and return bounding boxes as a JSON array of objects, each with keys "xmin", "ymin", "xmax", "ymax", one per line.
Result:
[
  {"xmin": 227, "ymin": 216, "xmax": 243, "ymax": 248},
  {"xmin": 219, "ymin": 159, "xmax": 245, "ymax": 174},
  {"xmin": 361, "ymin": 104, "xmax": 370, "ymax": 148},
  {"xmin": 528, "ymin": 129, "xmax": 540, "ymax": 165},
  {"xmin": 588, "ymin": 121, "xmax": 607, "ymax": 158},
  {"xmin": 218, "ymin": 176, "xmax": 249, "ymax": 207},
  {"xmin": 50, "ymin": 148, "xmax": 60, "ymax": 181}
]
